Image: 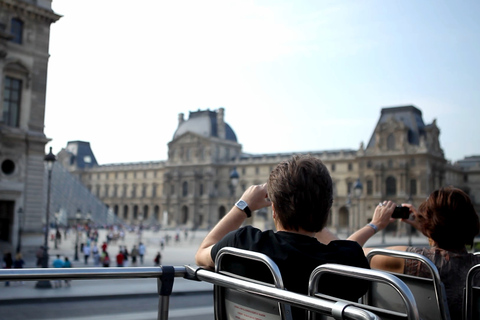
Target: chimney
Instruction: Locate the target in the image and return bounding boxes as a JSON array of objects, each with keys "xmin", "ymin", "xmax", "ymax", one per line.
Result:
[
  {"xmin": 178, "ymin": 113, "xmax": 184, "ymax": 125},
  {"xmin": 217, "ymin": 108, "xmax": 225, "ymax": 139}
]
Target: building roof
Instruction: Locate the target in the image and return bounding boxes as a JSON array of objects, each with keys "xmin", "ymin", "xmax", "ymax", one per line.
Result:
[
  {"xmin": 173, "ymin": 109, "xmax": 237, "ymax": 142},
  {"xmin": 64, "ymin": 141, "xmax": 98, "ymax": 169},
  {"xmin": 367, "ymin": 105, "xmax": 426, "ymax": 148}
]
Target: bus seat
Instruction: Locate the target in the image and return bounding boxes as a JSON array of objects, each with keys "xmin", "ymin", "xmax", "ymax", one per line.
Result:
[
  {"xmin": 464, "ymin": 264, "xmax": 480, "ymax": 320},
  {"xmin": 214, "ymin": 247, "xmax": 293, "ymax": 320},
  {"xmin": 308, "ymin": 263, "xmax": 419, "ymax": 320},
  {"xmin": 366, "ymin": 248, "xmax": 450, "ymax": 320}
]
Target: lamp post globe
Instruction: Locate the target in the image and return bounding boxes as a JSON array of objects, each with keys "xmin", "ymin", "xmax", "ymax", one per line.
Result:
[
  {"xmin": 229, "ymin": 167, "xmax": 239, "ymax": 196},
  {"xmin": 35, "ymin": 147, "xmax": 56, "ymax": 289}
]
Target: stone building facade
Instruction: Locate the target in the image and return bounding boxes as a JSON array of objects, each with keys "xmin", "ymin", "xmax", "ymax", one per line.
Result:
[
  {"xmin": 59, "ymin": 105, "xmax": 478, "ymax": 235},
  {"xmin": 0, "ymin": 0, "xmax": 60, "ymax": 249}
]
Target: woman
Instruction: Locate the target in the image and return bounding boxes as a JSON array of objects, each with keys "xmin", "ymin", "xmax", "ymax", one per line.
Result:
[{"xmin": 349, "ymin": 187, "xmax": 480, "ymax": 319}]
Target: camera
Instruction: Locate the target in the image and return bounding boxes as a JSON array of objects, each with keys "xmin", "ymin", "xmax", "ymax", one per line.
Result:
[{"xmin": 391, "ymin": 206, "xmax": 410, "ymax": 219}]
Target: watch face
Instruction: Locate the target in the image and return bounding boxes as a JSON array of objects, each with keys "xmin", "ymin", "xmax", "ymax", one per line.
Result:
[{"xmin": 236, "ymin": 200, "xmax": 247, "ymax": 210}]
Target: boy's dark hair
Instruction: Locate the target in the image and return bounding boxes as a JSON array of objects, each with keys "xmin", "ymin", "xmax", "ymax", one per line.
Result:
[
  {"xmin": 418, "ymin": 187, "xmax": 479, "ymax": 250},
  {"xmin": 267, "ymin": 155, "xmax": 333, "ymax": 232}
]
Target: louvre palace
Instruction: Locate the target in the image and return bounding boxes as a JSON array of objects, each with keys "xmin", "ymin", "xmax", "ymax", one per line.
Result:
[{"xmin": 57, "ymin": 106, "xmax": 480, "ymax": 236}]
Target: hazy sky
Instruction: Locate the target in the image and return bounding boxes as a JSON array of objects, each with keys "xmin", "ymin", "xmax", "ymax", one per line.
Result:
[{"xmin": 44, "ymin": 0, "xmax": 480, "ymax": 165}]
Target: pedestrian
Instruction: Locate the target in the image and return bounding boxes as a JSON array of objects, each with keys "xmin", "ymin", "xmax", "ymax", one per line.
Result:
[
  {"xmin": 56, "ymin": 229, "xmax": 62, "ymax": 244},
  {"xmin": 102, "ymin": 252, "xmax": 110, "ymax": 267},
  {"xmin": 116, "ymin": 250, "xmax": 124, "ymax": 267},
  {"xmin": 2, "ymin": 251, "xmax": 13, "ymax": 286},
  {"xmin": 154, "ymin": 252, "xmax": 162, "ymax": 266},
  {"xmin": 35, "ymin": 246, "xmax": 44, "ymax": 267},
  {"xmin": 160, "ymin": 238, "xmax": 165, "ymax": 250},
  {"xmin": 83, "ymin": 243, "xmax": 91, "ymax": 265},
  {"xmin": 123, "ymin": 246, "xmax": 129, "ymax": 267},
  {"xmin": 63, "ymin": 257, "xmax": 72, "ymax": 286},
  {"xmin": 12, "ymin": 252, "xmax": 25, "ymax": 285},
  {"xmin": 138, "ymin": 242, "xmax": 146, "ymax": 264},
  {"xmin": 131, "ymin": 245, "xmax": 139, "ymax": 267},
  {"xmin": 52, "ymin": 255, "xmax": 64, "ymax": 288},
  {"xmin": 101, "ymin": 241, "xmax": 107, "ymax": 252}
]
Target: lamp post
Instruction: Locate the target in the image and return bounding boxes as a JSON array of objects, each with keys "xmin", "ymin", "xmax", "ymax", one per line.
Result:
[
  {"xmin": 16, "ymin": 207, "xmax": 24, "ymax": 253},
  {"xmin": 346, "ymin": 195, "xmax": 351, "ymax": 235},
  {"xmin": 229, "ymin": 167, "xmax": 239, "ymax": 197},
  {"xmin": 407, "ymin": 194, "xmax": 413, "ymax": 246},
  {"xmin": 138, "ymin": 215, "xmax": 144, "ymax": 244},
  {"xmin": 35, "ymin": 147, "xmax": 56, "ymax": 289},
  {"xmin": 353, "ymin": 179, "xmax": 363, "ymax": 231},
  {"xmin": 74, "ymin": 210, "xmax": 81, "ymax": 261}
]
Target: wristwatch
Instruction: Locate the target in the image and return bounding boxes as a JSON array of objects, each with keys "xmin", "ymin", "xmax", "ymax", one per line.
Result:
[{"xmin": 235, "ymin": 199, "xmax": 252, "ymax": 218}]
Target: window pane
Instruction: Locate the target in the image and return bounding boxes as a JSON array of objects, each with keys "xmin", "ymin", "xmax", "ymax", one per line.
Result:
[{"xmin": 10, "ymin": 18, "xmax": 23, "ymax": 44}]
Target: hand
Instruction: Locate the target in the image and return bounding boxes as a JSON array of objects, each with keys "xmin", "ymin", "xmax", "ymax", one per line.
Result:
[
  {"xmin": 371, "ymin": 201, "xmax": 396, "ymax": 231},
  {"xmin": 239, "ymin": 183, "xmax": 271, "ymax": 211},
  {"xmin": 400, "ymin": 203, "xmax": 423, "ymax": 232}
]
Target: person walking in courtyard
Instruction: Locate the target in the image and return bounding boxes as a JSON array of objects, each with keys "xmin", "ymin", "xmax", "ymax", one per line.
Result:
[
  {"xmin": 52, "ymin": 255, "xmax": 64, "ymax": 288},
  {"xmin": 35, "ymin": 246, "xmax": 44, "ymax": 267},
  {"xmin": 102, "ymin": 252, "xmax": 110, "ymax": 267},
  {"xmin": 63, "ymin": 257, "xmax": 72, "ymax": 286},
  {"xmin": 3, "ymin": 251, "xmax": 13, "ymax": 287},
  {"xmin": 83, "ymin": 243, "xmax": 91, "ymax": 265},
  {"xmin": 154, "ymin": 252, "xmax": 162, "ymax": 266},
  {"xmin": 116, "ymin": 250, "xmax": 124, "ymax": 267},
  {"xmin": 138, "ymin": 242, "xmax": 146, "ymax": 264},
  {"xmin": 131, "ymin": 245, "xmax": 139, "ymax": 266}
]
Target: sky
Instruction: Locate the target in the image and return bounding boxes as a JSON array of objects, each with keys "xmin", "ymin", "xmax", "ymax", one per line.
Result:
[{"xmin": 44, "ymin": 0, "xmax": 480, "ymax": 165}]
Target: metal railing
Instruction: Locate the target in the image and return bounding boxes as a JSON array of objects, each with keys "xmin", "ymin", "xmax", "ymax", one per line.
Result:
[{"xmin": 0, "ymin": 266, "xmax": 380, "ymax": 320}]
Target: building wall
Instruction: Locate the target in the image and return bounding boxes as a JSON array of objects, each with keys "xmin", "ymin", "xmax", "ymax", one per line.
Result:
[{"xmin": 0, "ymin": 0, "xmax": 60, "ymax": 251}]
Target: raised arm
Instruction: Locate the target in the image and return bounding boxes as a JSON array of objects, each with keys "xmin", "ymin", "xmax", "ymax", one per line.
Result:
[
  {"xmin": 347, "ymin": 201, "xmax": 396, "ymax": 246},
  {"xmin": 194, "ymin": 184, "xmax": 271, "ymax": 268}
]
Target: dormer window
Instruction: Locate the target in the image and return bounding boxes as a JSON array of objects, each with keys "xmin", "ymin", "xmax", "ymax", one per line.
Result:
[{"xmin": 387, "ymin": 134, "xmax": 395, "ymax": 150}]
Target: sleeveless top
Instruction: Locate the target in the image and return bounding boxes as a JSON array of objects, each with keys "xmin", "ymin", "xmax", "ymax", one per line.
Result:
[{"xmin": 405, "ymin": 246, "xmax": 480, "ymax": 319}]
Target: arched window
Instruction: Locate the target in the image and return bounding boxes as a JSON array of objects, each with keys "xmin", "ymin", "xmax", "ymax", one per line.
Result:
[
  {"xmin": 182, "ymin": 181, "xmax": 188, "ymax": 197},
  {"xmin": 133, "ymin": 205, "xmax": 138, "ymax": 219},
  {"xmin": 154, "ymin": 205, "xmax": 160, "ymax": 221},
  {"xmin": 143, "ymin": 205, "xmax": 149, "ymax": 219},
  {"xmin": 123, "ymin": 205, "xmax": 128, "ymax": 220},
  {"xmin": 181, "ymin": 206, "xmax": 189, "ymax": 224},
  {"xmin": 386, "ymin": 176, "xmax": 396, "ymax": 196},
  {"xmin": 114, "ymin": 205, "xmax": 119, "ymax": 216},
  {"xmin": 218, "ymin": 206, "xmax": 226, "ymax": 220},
  {"xmin": 387, "ymin": 134, "xmax": 395, "ymax": 150}
]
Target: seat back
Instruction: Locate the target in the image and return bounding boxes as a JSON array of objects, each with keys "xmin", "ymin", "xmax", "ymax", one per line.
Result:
[
  {"xmin": 366, "ymin": 248, "xmax": 450, "ymax": 320},
  {"xmin": 464, "ymin": 264, "xmax": 480, "ymax": 320},
  {"xmin": 214, "ymin": 247, "xmax": 292, "ymax": 320},
  {"xmin": 308, "ymin": 263, "xmax": 419, "ymax": 320}
]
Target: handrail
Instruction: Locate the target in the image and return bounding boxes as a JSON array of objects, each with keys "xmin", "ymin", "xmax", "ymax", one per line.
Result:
[
  {"xmin": 309, "ymin": 263, "xmax": 420, "ymax": 320},
  {"xmin": 0, "ymin": 266, "xmax": 184, "ymax": 281},
  {"xmin": 366, "ymin": 248, "xmax": 450, "ymax": 320},
  {"xmin": 465, "ymin": 263, "xmax": 480, "ymax": 320},
  {"xmin": 0, "ymin": 266, "xmax": 380, "ymax": 320},
  {"xmin": 188, "ymin": 265, "xmax": 380, "ymax": 320},
  {"xmin": 216, "ymin": 246, "xmax": 285, "ymax": 289}
]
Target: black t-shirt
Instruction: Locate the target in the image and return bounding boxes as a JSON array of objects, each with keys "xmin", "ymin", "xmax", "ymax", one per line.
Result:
[{"xmin": 211, "ymin": 226, "xmax": 369, "ymax": 299}]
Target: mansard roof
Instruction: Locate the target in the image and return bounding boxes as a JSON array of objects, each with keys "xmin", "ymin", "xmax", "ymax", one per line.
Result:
[
  {"xmin": 173, "ymin": 109, "xmax": 237, "ymax": 142},
  {"xmin": 367, "ymin": 105, "xmax": 426, "ymax": 148}
]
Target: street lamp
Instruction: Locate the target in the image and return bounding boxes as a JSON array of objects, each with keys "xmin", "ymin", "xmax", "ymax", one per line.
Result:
[
  {"xmin": 16, "ymin": 207, "xmax": 24, "ymax": 253},
  {"xmin": 353, "ymin": 179, "xmax": 363, "ymax": 231},
  {"xmin": 74, "ymin": 210, "xmax": 81, "ymax": 261},
  {"xmin": 346, "ymin": 194, "xmax": 352, "ymax": 235},
  {"xmin": 407, "ymin": 194, "xmax": 413, "ymax": 246},
  {"xmin": 229, "ymin": 167, "xmax": 239, "ymax": 197},
  {"xmin": 138, "ymin": 215, "xmax": 144, "ymax": 244},
  {"xmin": 36, "ymin": 147, "xmax": 56, "ymax": 289}
]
